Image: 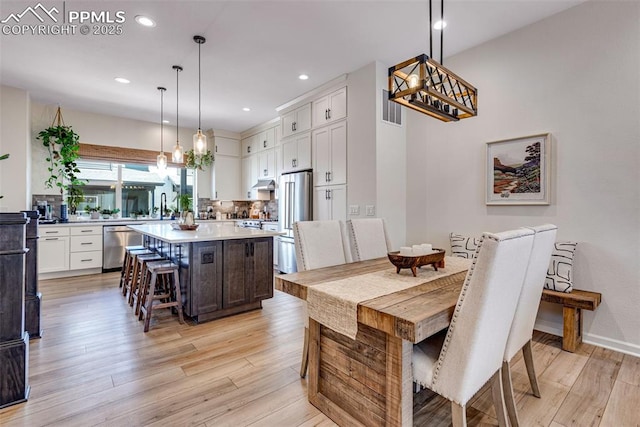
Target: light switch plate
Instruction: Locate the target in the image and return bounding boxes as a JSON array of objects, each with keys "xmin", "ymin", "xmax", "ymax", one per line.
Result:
[
  {"xmin": 349, "ymin": 205, "xmax": 360, "ymax": 215},
  {"xmin": 366, "ymin": 205, "xmax": 375, "ymax": 216}
]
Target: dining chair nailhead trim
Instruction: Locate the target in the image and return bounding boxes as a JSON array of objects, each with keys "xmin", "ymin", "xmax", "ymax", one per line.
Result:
[{"xmin": 431, "ymin": 235, "xmax": 485, "ymax": 393}]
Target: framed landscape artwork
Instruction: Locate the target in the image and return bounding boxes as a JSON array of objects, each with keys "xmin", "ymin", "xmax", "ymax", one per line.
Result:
[{"xmin": 486, "ymin": 133, "xmax": 550, "ymax": 205}]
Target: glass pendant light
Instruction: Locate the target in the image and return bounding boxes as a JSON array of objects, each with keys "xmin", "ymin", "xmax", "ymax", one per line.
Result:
[
  {"xmin": 157, "ymin": 86, "xmax": 168, "ymax": 171},
  {"xmin": 172, "ymin": 65, "xmax": 184, "ymax": 162},
  {"xmin": 193, "ymin": 35, "xmax": 207, "ymax": 155}
]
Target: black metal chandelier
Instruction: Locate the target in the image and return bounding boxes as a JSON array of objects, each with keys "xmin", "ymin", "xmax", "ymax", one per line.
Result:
[{"xmin": 388, "ymin": 0, "xmax": 477, "ymax": 122}]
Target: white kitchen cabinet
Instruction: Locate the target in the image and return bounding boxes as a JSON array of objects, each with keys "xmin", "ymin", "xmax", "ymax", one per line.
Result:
[
  {"xmin": 314, "ymin": 185, "xmax": 347, "ymax": 221},
  {"xmin": 213, "ymin": 155, "xmax": 241, "ymax": 200},
  {"xmin": 215, "ymin": 136, "xmax": 240, "ymax": 157},
  {"xmin": 38, "ymin": 226, "xmax": 70, "ymax": 273},
  {"xmin": 241, "ymin": 154, "xmax": 258, "ymax": 199},
  {"xmin": 281, "ymin": 132, "xmax": 311, "ymax": 173},
  {"xmin": 312, "ymin": 120, "xmax": 347, "ymax": 187},
  {"xmin": 69, "ymin": 226, "xmax": 102, "ymax": 270},
  {"xmin": 70, "ymin": 251, "xmax": 102, "ymax": 270},
  {"xmin": 256, "ymin": 127, "xmax": 275, "ymax": 152},
  {"xmin": 281, "ymin": 103, "xmax": 311, "ymax": 138},
  {"xmin": 258, "ymin": 149, "xmax": 276, "ymax": 179},
  {"xmin": 241, "ymin": 134, "xmax": 257, "ymax": 157},
  {"xmin": 312, "ymin": 87, "xmax": 347, "ymax": 127}
]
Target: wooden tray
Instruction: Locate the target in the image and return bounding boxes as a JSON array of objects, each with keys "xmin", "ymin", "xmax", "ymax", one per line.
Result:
[
  {"xmin": 171, "ymin": 223, "xmax": 199, "ymax": 231},
  {"xmin": 387, "ymin": 249, "xmax": 446, "ymax": 277}
]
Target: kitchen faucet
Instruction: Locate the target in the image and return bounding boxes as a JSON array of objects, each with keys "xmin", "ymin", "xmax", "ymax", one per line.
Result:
[{"xmin": 160, "ymin": 192, "xmax": 167, "ymax": 220}]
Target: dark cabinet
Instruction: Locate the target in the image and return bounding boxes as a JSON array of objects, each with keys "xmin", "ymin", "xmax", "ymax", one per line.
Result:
[
  {"xmin": 0, "ymin": 213, "xmax": 29, "ymax": 409},
  {"xmin": 170, "ymin": 237, "xmax": 274, "ymax": 323},
  {"xmin": 223, "ymin": 237, "xmax": 273, "ymax": 308},
  {"xmin": 177, "ymin": 241, "xmax": 223, "ymax": 318},
  {"xmin": 21, "ymin": 210, "xmax": 41, "ymax": 338}
]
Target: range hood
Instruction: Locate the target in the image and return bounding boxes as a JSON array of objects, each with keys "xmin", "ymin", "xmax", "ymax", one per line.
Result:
[{"xmin": 251, "ymin": 179, "xmax": 276, "ymax": 191}]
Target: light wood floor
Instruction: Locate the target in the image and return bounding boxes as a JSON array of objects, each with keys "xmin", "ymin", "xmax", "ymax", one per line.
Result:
[{"xmin": 1, "ymin": 272, "xmax": 638, "ymax": 426}]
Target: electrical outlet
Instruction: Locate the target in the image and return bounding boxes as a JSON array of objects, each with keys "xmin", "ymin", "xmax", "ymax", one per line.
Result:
[
  {"xmin": 366, "ymin": 205, "xmax": 375, "ymax": 216},
  {"xmin": 349, "ymin": 205, "xmax": 360, "ymax": 215}
]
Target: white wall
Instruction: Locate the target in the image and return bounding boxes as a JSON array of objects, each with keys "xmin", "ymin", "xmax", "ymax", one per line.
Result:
[
  {"xmin": 405, "ymin": 2, "xmax": 640, "ymax": 355},
  {"xmin": 30, "ymin": 102, "xmax": 238, "ymax": 197},
  {"xmin": 346, "ymin": 63, "xmax": 377, "ymax": 220},
  {"xmin": 375, "ymin": 61, "xmax": 407, "ymax": 250},
  {"xmin": 0, "ymin": 85, "xmax": 31, "ymax": 211}
]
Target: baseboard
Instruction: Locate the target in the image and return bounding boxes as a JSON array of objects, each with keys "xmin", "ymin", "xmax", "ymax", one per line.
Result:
[
  {"xmin": 582, "ymin": 332, "xmax": 640, "ymax": 358},
  {"xmin": 534, "ymin": 320, "xmax": 640, "ymax": 358}
]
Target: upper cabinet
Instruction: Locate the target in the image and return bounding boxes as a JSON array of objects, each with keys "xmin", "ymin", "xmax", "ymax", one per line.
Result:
[
  {"xmin": 312, "ymin": 87, "xmax": 347, "ymax": 128},
  {"xmin": 215, "ymin": 136, "xmax": 241, "ymax": 157},
  {"xmin": 281, "ymin": 132, "xmax": 311, "ymax": 174},
  {"xmin": 312, "ymin": 121, "xmax": 347, "ymax": 187},
  {"xmin": 281, "ymin": 103, "xmax": 311, "ymax": 139},
  {"xmin": 241, "ymin": 134, "xmax": 256, "ymax": 157},
  {"xmin": 257, "ymin": 127, "xmax": 275, "ymax": 151}
]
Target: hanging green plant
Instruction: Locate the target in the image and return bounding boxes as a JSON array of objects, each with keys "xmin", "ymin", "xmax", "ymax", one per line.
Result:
[
  {"xmin": 37, "ymin": 107, "xmax": 85, "ymax": 196},
  {"xmin": 184, "ymin": 148, "xmax": 213, "ymax": 171}
]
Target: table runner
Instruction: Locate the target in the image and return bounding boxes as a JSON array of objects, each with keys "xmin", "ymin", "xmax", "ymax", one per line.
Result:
[{"xmin": 307, "ymin": 256, "xmax": 472, "ymax": 339}]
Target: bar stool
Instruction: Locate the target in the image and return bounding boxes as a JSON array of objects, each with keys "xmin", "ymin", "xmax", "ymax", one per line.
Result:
[
  {"xmin": 138, "ymin": 261, "xmax": 184, "ymax": 332},
  {"xmin": 129, "ymin": 252, "xmax": 165, "ymax": 309},
  {"xmin": 121, "ymin": 248, "xmax": 153, "ymax": 298},
  {"xmin": 119, "ymin": 245, "xmax": 146, "ymax": 288}
]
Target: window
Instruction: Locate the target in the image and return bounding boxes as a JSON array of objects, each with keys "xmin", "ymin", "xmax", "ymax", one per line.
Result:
[{"xmin": 72, "ymin": 161, "xmax": 193, "ymax": 217}]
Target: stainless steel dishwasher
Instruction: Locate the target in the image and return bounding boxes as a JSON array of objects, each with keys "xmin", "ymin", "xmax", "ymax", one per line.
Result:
[{"xmin": 103, "ymin": 225, "xmax": 143, "ymax": 271}]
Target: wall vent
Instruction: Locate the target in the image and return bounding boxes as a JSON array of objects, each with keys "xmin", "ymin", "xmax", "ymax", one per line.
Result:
[{"xmin": 382, "ymin": 89, "xmax": 402, "ymax": 125}]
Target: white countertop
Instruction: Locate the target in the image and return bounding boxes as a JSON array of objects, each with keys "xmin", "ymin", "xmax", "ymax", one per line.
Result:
[
  {"xmin": 128, "ymin": 223, "xmax": 284, "ymax": 244},
  {"xmin": 39, "ymin": 218, "xmax": 243, "ymax": 227}
]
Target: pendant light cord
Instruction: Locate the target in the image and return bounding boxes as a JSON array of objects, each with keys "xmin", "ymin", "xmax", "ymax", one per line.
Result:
[
  {"xmin": 198, "ymin": 40, "xmax": 202, "ymax": 130},
  {"xmin": 173, "ymin": 65, "xmax": 183, "ymax": 146},
  {"xmin": 159, "ymin": 87, "xmax": 165, "ymax": 151},
  {"xmin": 440, "ymin": 0, "xmax": 444, "ymax": 64},
  {"xmin": 429, "ymin": 0, "xmax": 433, "ymax": 59}
]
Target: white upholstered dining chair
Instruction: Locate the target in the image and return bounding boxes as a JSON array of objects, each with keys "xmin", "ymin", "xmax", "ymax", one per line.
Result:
[
  {"xmin": 293, "ymin": 220, "xmax": 351, "ymax": 378},
  {"xmin": 413, "ymin": 228, "xmax": 535, "ymax": 427},
  {"xmin": 346, "ymin": 218, "xmax": 392, "ymax": 261},
  {"xmin": 502, "ymin": 224, "xmax": 557, "ymax": 427}
]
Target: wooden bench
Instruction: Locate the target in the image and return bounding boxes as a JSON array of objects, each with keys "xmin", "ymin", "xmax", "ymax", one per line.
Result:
[{"xmin": 540, "ymin": 288, "xmax": 602, "ymax": 352}]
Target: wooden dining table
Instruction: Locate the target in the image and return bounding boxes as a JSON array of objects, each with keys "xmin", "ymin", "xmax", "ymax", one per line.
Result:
[{"xmin": 275, "ymin": 257, "xmax": 469, "ymax": 427}]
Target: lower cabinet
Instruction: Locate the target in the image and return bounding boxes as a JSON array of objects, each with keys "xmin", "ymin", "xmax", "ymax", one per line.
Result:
[
  {"xmin": 39, "ymin": 235, "xmax": 70, "ymax": 273},
  {"xmin": 38, "ymin": 226, "xmax": 70, "ymax": 273},
  {"xmin": 38, "ymin": 225, "xmax": 103, "ymax": 276},
  {"xmin": 223, "ymin": 237, "xmax": 273, "ymax": 307},
  {"xmin": 180, "ymin": 241, "xmax": 224, "ymax": 317},
  {"xmin": 178, "ymin": 237, "xmax": 273, "ymax": 323},
  {"xmin": 314, "ymin": 184, "xmax": 347, "ymax": 221}
]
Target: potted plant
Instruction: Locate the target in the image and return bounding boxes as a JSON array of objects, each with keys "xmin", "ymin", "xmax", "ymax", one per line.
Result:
[
  {"xmin": 101, "ymin": 209, "xmax": 112, "ymax": 219},
  {"xmin": 163, "ymin": 206, "xmax": 173, "ymax": 219},
  {"xmin": 37, "ymin": 107, "xmax": 86, "ymax": 199},
  {"xmin": 111, "ymin": 208, "xmax": 120, "ymax": 219},
  {"xmin": 66, "ymin": 186, "xmax": 84, "ymax": 219},
  {"xmin": 150, "ymin": 206, "xmax": 159, "ymax": 218},
  {"xmin": 85, "ymin": 205, "xmax": 101, "ymax": 219}
]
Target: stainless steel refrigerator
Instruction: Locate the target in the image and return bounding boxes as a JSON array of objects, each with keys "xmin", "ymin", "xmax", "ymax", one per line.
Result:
[{"xmin": 278, "ymin": 170, "xmax": 313, "ymax": 273}]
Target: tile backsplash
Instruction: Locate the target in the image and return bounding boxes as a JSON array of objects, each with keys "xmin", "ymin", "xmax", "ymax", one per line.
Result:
[{"xmin": 197, "ymin": 199, "xmax": 278, "ymax": 220}]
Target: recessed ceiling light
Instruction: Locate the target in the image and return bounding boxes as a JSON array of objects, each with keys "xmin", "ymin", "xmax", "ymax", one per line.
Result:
[
  {"xmin": 242, "ymin": 107, "xmax": 251, "ymax": 112},
  {"xmin": 298, "ymin": 74, "xmax": 309, "ymax": 80},
  {"xmin": 114, "ymin": 77, "xmax": 130, "ymax": 84},
  {"xmin": 434, "ymin": 20, "xmax": 447, "ymax": 30},
  {"xmin": 135, "ymin": 15, "xmax": 156, "ymax": 27}
]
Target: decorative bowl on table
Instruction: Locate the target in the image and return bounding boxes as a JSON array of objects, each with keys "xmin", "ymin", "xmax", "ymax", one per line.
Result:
[
  {"xmin": 387, "ymin": 249, "xmax": 446, "ymax": 277},
  {"xmin": 171, "ymin": 223, "xmax": 199, "ymax": 231}
]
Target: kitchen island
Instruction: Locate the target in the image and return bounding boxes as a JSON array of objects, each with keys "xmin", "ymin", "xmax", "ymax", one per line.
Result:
[{"xmin": 129, "ymin": 223, "xmax": 283, "ymax": 323}]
